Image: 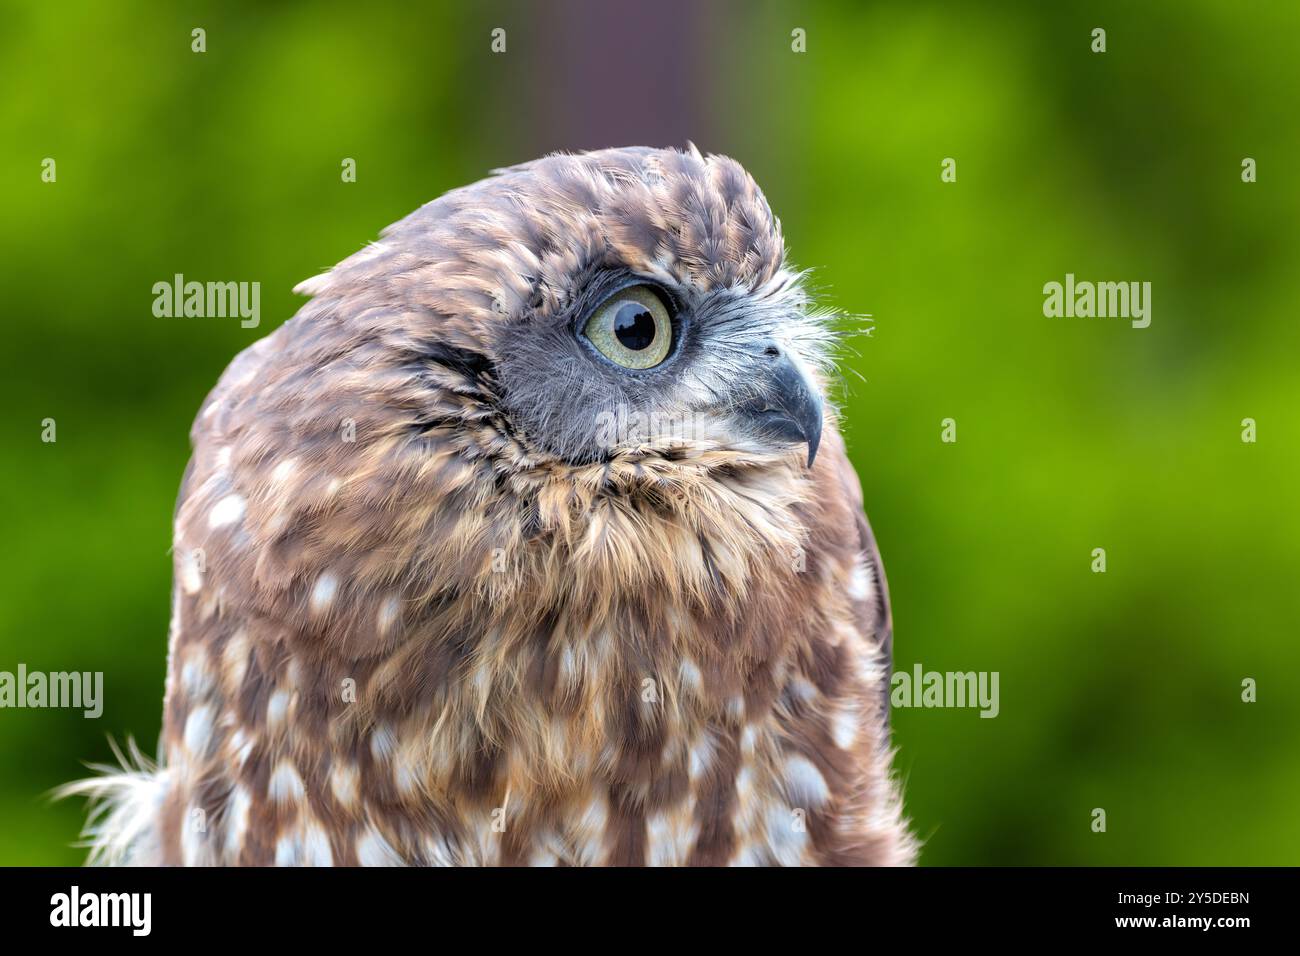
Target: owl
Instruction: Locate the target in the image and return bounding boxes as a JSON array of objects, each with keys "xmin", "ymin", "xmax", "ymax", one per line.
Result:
[{"xmin": 66, "ymin": 145, "xmax": 914, "ymax": 866}]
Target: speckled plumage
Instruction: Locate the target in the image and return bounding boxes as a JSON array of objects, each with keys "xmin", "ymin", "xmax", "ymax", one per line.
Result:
[{"xmin": 65, "ymin": 146, "xmax": 914, "ymax": 866}]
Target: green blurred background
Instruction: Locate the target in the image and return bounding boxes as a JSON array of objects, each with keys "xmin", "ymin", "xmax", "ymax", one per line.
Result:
[{"xmin": 2, "ymin": 0, "xmax": 1296, "ymax": 865}]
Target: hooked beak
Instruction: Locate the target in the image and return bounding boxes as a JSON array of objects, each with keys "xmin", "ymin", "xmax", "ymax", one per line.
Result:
[{"xmin": 736, "ymin": 347, "xmax": 824, "ymax": 467}]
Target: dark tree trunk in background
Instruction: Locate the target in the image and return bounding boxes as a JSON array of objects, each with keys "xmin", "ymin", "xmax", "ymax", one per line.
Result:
[{"xmin": 520, "ymin": 0, "xmax": 722, "ymax": 155}]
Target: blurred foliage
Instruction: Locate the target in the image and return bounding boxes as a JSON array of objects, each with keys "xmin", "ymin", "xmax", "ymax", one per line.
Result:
[{"xmin": 1, "ymin": 0, "xmax": 1296, "ymax": 864}]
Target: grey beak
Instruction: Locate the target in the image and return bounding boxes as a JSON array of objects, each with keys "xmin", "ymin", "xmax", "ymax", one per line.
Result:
[{"xmin": 738, "ymin": 348, "xmax": 824, "ymax": 467}]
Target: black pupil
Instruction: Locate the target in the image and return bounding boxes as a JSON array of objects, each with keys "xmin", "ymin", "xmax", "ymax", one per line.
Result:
[{"xmin": 612, "ymin": 301, "xmax": 657, "ymax": 351}]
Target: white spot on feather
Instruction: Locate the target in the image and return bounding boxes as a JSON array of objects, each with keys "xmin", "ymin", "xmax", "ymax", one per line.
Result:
[
  {"xmin": 558, "ymin": 646, "xmax": 577, "ymax": 689},
  {"xmin": 783, "ymin": 755, "xmax": 829, "ymax": 807},
  {"xmin": 356, "ymin": 828, "xmax": 404, "ymax": 867},
  {"xmin": 646, "ymin": 809, "xmax": 696, "ymax": 867},
  {"xmin": 278, "ymin": 825, "xmax": 333, "ymax": 867},
  {"xmin": 179, "ymin": 548, "xmax": 203, "ymax": 594},
  {"xmin": 183, "ymin": 705, "xmax": 213, "ymax": 756},
  {"xmin": 568, "ymin": 794, "xmax": 608, "ymax": 867},
  {"xmin": 267, "ymin": 689, "xmax": 291, "ymax": 728},
  {"xmin": 270, "ymin": 458, "xmax": 297, "ymax": 484},
  {"xmin": 529, "ymin": 845, "xmax": 560, "ymax": 866},
  {"xmin": 832, "ymin": 705, "xmax": 859, "ymax": 750},
  {"xmin": 223, "ymin": 629, "xmax": 250, "ymax": 688},
  {"xmin": 229, "ymin": 727, "xmax": 253, "ymax": 767},
  {"xmin": 181, "ymin": 813, "xmax": 210, "ymax": 865},
  {"xmin": 226, "ymin": 786, "xmax": 251, "ymax": 852},
  {"xmin": 788, "ymin": 677, "xmax": 818, "ymax": 704},
  {"xmin": 180, "ymin": 654, "xmax": 212, "ymax": 696},
  {"xmin": 269, "ymin": 759, "xmax": 305, "ymax": 804},
  {"xmin": 688, "ymin": 733, "xmax": 716, "ymax": 783},
  {"xmin": 766, "ymin": 805, "xmax": 809, "ymax": 865},
  {"xmin": 377, "ymin": 595, "xmax": 400, "ymax": 635},
  {"xmin": 370, "ymin": 724, "xmax": 397, "ymax": 761},
  {"xmin": 678, "ymin": 658, "xmax": 703, "ymax": 697},
  {"xmin": 735, "ymin": 765, "xmax": 756, "ymax": 802},
  {"xmin": 848, "ymin": 556, "xmax": 873, "ymax": 602},
  {"xmin": 302, "ymin": 825, "xmax": 334, "ymax": 866},
  {"xmin": 330, "ymin": 763, "xmax": 358, "ymax": 808},
  {"xmin": 208, "ymin": 493, "xmax": 245, "ymax": 529},
  {"xmin": 395, "ymin": 763, "xmax": 420, "ymax": 797},
  {"xmin": 726, "ymin": 695, "xmax": 745, "ymax": 722},
  {"xmin": 310, "ymin": 573, "xmax": 338, "ymax": 614},
  {"xmin": 731, "ymin": 842, "xmax": 765, "ymax": 867},
  {"xmin": 275, "ymin": 835, "xmax": 299, "ymax": 866}
]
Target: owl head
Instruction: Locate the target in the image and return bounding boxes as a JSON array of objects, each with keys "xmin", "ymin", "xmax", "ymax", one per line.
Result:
[
  {"xmin": 179, "ymin": 146, "xmax": 840, "ymax": 660},
  {"xmin": 293, "ymin": 144, "xmax": 829, "ymax": 466}
]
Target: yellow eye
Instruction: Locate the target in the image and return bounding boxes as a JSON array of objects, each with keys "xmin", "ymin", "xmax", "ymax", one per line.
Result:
[{"xmin": 582, "ymin": 285, "xmax": 673, "ymax": 369}]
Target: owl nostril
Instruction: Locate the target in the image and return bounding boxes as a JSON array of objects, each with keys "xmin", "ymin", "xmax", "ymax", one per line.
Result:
[{"xmin": 736, "ymin": 347, "xmax": 824, "ymax": 467}]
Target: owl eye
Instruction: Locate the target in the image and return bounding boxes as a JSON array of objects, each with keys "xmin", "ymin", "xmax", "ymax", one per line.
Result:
[{"xmin": 581, "ymin": 285, "xmax": 673, "ymax": 370}]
